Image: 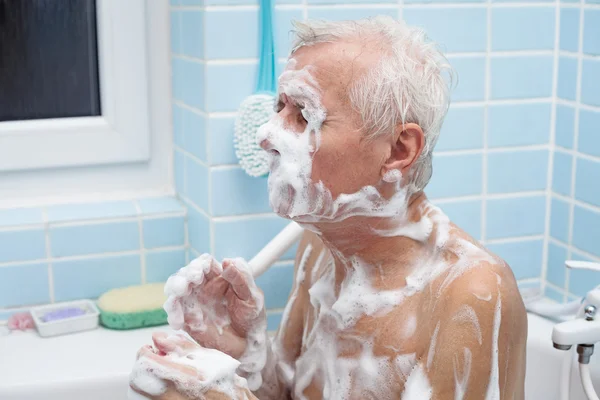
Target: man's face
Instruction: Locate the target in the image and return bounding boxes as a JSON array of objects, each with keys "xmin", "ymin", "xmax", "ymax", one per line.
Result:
[{"xmin": 258, "ymin": 42, "xmax": 393, "ymax": 222}]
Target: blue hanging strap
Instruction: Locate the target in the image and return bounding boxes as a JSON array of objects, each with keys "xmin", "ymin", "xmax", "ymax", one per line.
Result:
[{"xmin": 256, "ymin": 0, "xmax": 277, "ymax": 94}]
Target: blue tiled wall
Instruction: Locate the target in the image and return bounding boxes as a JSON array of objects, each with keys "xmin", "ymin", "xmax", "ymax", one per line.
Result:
[
  {"xmin": 5, "ymin": 0, "xmax": 593, "ymax": 320},
  {"xmin": 0, "ymin": 197, "xmax": 187, "ymax": 318},
  {"xmin": 170, "ymin": 0, "xmax": 565, "ymax": 322},
  {"xmin": 547, "ymin": 1, "xmax": 600, "ymax": 301}
]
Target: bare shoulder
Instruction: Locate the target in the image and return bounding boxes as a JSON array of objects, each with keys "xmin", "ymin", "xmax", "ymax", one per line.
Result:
[
  {"xmin": 428, "ymin": 245, "xmax": 528, "ymax": 399},
  {"xmin": 447, "ymin": 251, "xmax": 525, "ymax": 320},
  {"xmin": 438, "ymin": 224, "xmax": 526, "ymax": 324}
]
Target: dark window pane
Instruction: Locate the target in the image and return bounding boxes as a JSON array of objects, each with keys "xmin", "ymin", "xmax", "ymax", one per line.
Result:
[{"xmin": 0, "ymin": 0, "xmax": 101, "ymax": 122}]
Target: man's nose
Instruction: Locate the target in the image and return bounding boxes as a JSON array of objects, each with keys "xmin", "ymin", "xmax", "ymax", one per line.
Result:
[
  {"xmin": 259, "ymin": 136, "xmax": 272, "ymax": 151},
  {"xmin": 257, "ymin": 121, "xmax": 276, "ymax": 152}
]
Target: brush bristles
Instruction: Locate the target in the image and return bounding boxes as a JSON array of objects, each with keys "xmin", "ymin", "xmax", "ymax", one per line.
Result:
[{"xmin": 234, "ymin": 94, "xmax": 275, "ymax": 178}]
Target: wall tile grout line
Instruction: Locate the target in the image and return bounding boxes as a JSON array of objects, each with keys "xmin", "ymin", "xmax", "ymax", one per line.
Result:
[
  {"xmin": 0, "ymin": 246, "xmax": 189, "ymax": 269},
  {"xmin": 0, "ymin": 212, "xmax": 187, "ymax": 232},
  {"xmin": 554, "ymin": 146, "xmax": 600, "ymax": 163},
  {"xmin": 563, "ymin": 0, "xmax": 587, "ymax": 298},
  {"xmin": 485, "ymin": 234, "xmax": 546, "ymax": 245},
  {"xmin": 133, "ymin": 200, "xmax": 147, "ymax": 285},
  {"xmin": 549, "ymin": 237, "xmax": 600, "ymax": 262},
  {"xmin": 552, "ymin": 192, "xmax": 600, "ymax": 214},
  {"xmin": 556, "ymin": 98, "xmax": 600, "ymax": 112},
  {"xmin": 480, "ymin": 0, "xmax": 492, "ymax": 244},
  {"xmin": 203, "ymin": 8, "xmax": 216, "ymax": 257},
  {"xmin": 42, "ymin": 208, "xmax": 55, "ymax": 304},
  {"xmin": 541, "ymin": 0, "xmax": 561, "ymax": 298}
]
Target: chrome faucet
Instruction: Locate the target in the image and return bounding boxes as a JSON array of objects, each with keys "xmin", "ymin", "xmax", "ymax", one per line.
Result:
[
  {"xmin": 552, "ymin": 261, "xmax": 600, "ymax": 355},
  {"xmin": 551, "ymin": 261, "xmax": 600, "ymax": 400}
]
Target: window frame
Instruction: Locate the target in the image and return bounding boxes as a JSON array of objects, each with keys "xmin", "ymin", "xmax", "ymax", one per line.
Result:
[
  {"xmin": 0, "ymin": 0, "xmax": 172, "ymax": 206},
  {"xmin": 0, "ymin": 0, "xmax": 150, "ymax": 171}
]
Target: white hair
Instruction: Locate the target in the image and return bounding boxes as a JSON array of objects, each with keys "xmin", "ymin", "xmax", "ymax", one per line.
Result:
[{"xmin": 290, "ymin": 16, "xmax": 454, "ymax": 193}]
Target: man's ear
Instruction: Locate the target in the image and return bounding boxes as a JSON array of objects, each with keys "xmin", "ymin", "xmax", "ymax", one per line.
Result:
[{"xmin": 381, "ymin": 123, "xmax": 425, "ymax": 178}]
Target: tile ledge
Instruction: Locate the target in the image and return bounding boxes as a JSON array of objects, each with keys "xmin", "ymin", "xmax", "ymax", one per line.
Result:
[{"xmin": 0, "ymin": 196, "xmax": 186, "ymax": 228}]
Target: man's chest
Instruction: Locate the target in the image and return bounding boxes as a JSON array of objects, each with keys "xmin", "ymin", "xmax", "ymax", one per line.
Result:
[{"xmin": 290, "ymin": 298, "xmax": 428, "ymax": 400}]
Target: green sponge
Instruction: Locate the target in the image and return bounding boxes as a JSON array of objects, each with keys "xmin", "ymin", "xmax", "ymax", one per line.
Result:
[{"xmin": 97, "ymin": 283, "xmax": 168, "ymax": 330}]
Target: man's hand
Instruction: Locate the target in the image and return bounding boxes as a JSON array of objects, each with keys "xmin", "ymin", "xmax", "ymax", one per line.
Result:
[
  {"xmin": 164, "ymin": 255, "xmax": 266, "ymax": 360},
  {"xmin": 129, "ymin": 332, "xmax": 258, "ymax": 400}
]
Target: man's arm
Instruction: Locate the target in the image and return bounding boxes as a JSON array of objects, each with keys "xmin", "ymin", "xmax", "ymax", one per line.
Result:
[
  {"xmin": 426, "ymin": 266, "xmax": 528, "ymax": 400},
  {"xmin": 254, "ymin": 231, "xmax": 326, "ymax": 399}
]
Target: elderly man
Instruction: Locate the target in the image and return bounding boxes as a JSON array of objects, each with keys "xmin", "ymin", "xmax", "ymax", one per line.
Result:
[{"xmin": 130, "ymin": 16, "xmax": 527, "ymax": 400}]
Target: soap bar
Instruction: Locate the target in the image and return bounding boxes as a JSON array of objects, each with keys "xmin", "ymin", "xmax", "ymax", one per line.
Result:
[
  {"xmin": 43, "ymin": 307, "xmax": 87, "ymax": 322},
  {"xmin": 31, "ymin": 300, "xmax": 100, "ymax": 337}
]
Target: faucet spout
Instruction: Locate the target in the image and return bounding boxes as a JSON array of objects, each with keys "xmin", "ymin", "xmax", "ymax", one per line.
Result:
[{"xmin": 552, "ymin": 318, "xmax": 600, "ymax": 348}]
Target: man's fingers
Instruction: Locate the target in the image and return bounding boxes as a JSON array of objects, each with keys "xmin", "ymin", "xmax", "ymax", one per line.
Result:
[
  {"xmin": 164, "ymin": 296, "xmax": 185, "ymax": 329},
  {"xmin": 222, "ymin": 258, "xmax": 254, "ymax": 301},
  {"xmin": 183, "ymin": 308, "xmax": 205, "ymax": 333},
  {"xmin": 205, "ymin": 256, "xmax": 223, "ymax": 281},
  {"xmin": 204, "ymin": 275, "xmax": 230, "ymax": 297},
  {"xmin": 152, "ymin": 332, "xmax": 175, "ymax": 355},
  {"xmin": 138, "ymin": 348, "xmax": 202, "ymax": 378},
  {"xmin": 136, "ymin": 345, "xmax": 155, "ymax": 360},
  {"xmin": 152, "ymin": 332, "xmax": 199, "ymax": 356}
]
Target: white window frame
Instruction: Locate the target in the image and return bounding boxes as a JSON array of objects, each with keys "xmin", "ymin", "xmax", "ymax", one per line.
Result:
[{"xmin": 0, "ymin": 0, "xmax": 172, "ymax": 206}]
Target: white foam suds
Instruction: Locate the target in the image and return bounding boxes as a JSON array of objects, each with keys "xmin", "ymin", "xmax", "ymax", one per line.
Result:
[
  {"xmin": 402, "ymin": 315, "xmax": 417, "ymax": 339},
  {"xmin": 484, "ymin": 289, "xmax": 502, "ymax": 400},
  {"xmin": 268, "ymin": 244, "xmax": 313, "ymax": 390},
  {"xmin": 402, "ymin": 364, "xmax": 433, "ymax": 400},
  {"xmin": 426, "ymin": 321, "xmax": 441, "ymax": 370},
  {"xmin": 226, "ymin": 258, "xmax": 268, "ymax": 391},
  {"xmin": 383, "ymin": 169, "xmax": 402, "ymax": 183},
  {"xmin": 127, "ymin": 387, "xmax": 150, "ymax": 400},
  {"xmin": 473, "ymin": 292, "xmax": 492, "ymax": 302},
  {"xmin": 284, "ymin": 203, "xmax": 500, "ymax": 398},
  {"xmin": 257, "ymin": 63, "xmax": 327, "ymax": 221},
  {"xmin": 452, "ymin": 305, "xmax": 482, "ymax": 345},
  {"xmin": 163, "ymin": 255, "xmax": 267, "ymax": 391},
  {"xmin": 453, "ymin": 347, "xmax": 472, "ymax": 400},
  {"xmin": 249, "ymin": 55, "xmax": 511, "ymax": 399},
  {"xmin": 129, "ymin": 337, "xmax": 247, "ymax": 399},
  {"xmin": 163, "ymin": 254, "xmax": 229, "ymax": 332},
  {"xmin": 129, "ymin": 361, "xmax": 167, "ymax": 397},
  {"xmin": 395, "ymin": 353, "xmax": 417, "ymax": 379}
]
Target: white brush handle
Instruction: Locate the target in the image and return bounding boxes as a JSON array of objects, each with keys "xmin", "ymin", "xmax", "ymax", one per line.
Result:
[{"xmin": 249, "ymin": 222, "xmax": 304, "ymax": 277}]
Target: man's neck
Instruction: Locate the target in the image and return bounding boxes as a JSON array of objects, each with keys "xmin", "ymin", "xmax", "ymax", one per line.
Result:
[{"xmin": 310, "ymin": 192, "xmax": 431, "ymax": 270}]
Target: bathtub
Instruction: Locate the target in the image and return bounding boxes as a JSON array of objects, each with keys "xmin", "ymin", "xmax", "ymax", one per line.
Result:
[{"xmin": 1, "ymin": 313, "xmax": 599, "ymax": 399}]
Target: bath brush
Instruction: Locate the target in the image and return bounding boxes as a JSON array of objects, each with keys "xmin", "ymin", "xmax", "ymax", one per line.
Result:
[
  {"xmin": 233, "ymin": 0, "xmax": 276, "ymax": 178},
  {"xmin": 97, "ymin": 283, "xmax": 168, "ymax": 330}
]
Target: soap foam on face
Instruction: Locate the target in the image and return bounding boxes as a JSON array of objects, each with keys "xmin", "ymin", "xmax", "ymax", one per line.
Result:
[{"xmin": 258, "ymin": 60, "xmax": 419, "ymax": 232}]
